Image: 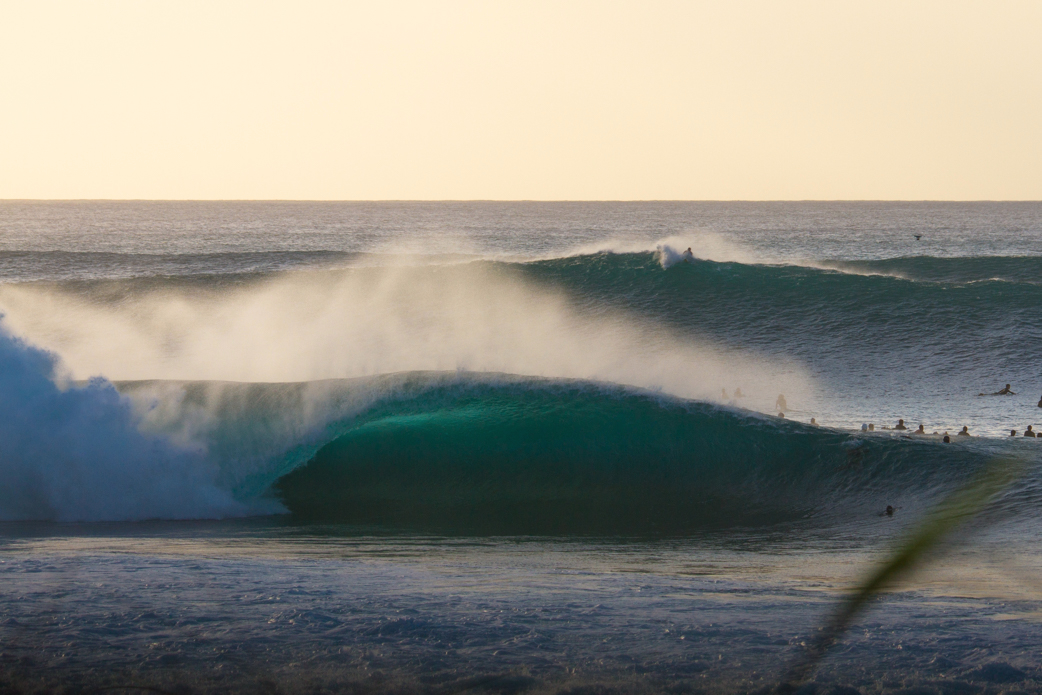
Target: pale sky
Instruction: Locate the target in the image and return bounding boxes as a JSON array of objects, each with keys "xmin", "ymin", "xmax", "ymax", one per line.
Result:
[{"xmin": 1, "ymin": 1, "xmax": 1039, "ymax": 200}]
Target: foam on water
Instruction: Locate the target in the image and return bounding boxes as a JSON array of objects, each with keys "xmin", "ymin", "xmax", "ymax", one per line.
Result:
[{"xmin": 0, "ymin": 323, "xmax": 248, "ymax": 521}]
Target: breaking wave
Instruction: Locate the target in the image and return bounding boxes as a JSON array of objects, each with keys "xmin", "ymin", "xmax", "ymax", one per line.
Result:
[{"xmin": 1, "ymin": 246, "xmax": 1040, "ymax": 528}]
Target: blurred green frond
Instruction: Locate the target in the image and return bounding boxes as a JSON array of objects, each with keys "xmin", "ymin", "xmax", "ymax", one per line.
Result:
[{"xmin": 778, "ymin": 456, "xmax": 1025, "ymax": 693}]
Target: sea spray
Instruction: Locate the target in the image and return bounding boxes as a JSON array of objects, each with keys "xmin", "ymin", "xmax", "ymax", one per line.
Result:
[{"xmin": 0, "ymin": 258, "xmax": 813, "ymax": 411}]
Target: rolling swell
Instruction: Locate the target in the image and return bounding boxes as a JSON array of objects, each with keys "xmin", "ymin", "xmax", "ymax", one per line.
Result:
[
  {"xmin": 817, "ymin": 255, "xmax": 1042, "ymax": 285},
  {"xmin": 519, "ymin": 251, "xmax": 1042, "ymax": 337},
  {"xmin": 274, "ymin": 378, "xmax": 988, "ymax": 534},
  {"xmin": 515, "ymin": 251, "xmax": 1042, "ymax": 389}
]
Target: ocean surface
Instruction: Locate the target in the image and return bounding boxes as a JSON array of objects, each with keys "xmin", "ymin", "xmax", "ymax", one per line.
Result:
[{"xmin": 1, "ymin": 201, "xmax": 1041, "ymax": 694}]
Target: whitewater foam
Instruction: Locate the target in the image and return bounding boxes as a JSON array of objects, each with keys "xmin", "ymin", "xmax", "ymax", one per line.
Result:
[
  {"xmin": 555, "ymin": 231, "xmax": 763, "ymax": 267},
  {"xmin": 0, "ymin": 322, "xmax": 248, "ymax": 521}
]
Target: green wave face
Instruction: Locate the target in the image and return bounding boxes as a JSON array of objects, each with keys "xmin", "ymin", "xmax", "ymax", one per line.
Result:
[{"xmin": 273, "ymin": 380, "xmax": 991, "ymax": 535}]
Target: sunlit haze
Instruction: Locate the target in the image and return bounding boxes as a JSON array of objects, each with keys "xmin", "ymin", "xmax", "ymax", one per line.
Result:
[{"xmin": 2, "ymin": 1, "xmax": 1040, "ymax": 200}]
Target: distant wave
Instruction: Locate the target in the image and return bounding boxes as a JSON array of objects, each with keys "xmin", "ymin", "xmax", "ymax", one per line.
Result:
[
  {"xmin": 513, "ymin": 250, "xmax": 1042, "ymax": 381},
  {"xmin": 812, "ymin": 255, "xmax": 1042, "ymax": 285},
  {"xmin": 0, "ymin": 249, "xmax": 493, "ymax": 283},
  {"xmin": 3, "ymin": 242, "xmax": 1040, "ymax": 285},
  {"xmin": 2, "ymin": 246, "xmax": 1038, "ymax": 406}
]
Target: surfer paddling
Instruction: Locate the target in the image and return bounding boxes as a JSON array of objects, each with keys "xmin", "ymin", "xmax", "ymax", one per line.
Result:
[{"xmin": 979, "ymin": 384, "xmax": 1015, "ymax": 396}]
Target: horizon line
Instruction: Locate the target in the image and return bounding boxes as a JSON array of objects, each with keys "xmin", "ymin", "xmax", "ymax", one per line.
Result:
[{"xmin": 3, "ymin": 199, "xmax": 1042, "ymax": 204}]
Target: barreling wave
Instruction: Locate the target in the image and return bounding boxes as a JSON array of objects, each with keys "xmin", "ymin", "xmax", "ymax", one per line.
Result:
[
  {"xmin": 0, "ymin": 345, "xmax": 1034, "ymax": 531},
  {"xmin": 266, "ymin": 376, "xmax": 1015, "ymax": 534},
  {"xmin": 112, "ymin": 372, "xmax": 1026, "ymax": 533}
]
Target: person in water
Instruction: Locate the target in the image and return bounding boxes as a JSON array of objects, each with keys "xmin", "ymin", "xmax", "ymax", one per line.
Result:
[
  {"xmin": 943, "ymin": 434, "xmax": 951, "ymax": 443},
  {"xmin": 868, "ymin": 423, "xmax": 874, "ymax": 431},
  {"xmin": 958, "ymin": 426, "xmax": 970, "ymax": 436},
  {"xmin": 885, "ymin": 505, "xmax": 894, "ymax": 516},
  {"xmin": 979, "ymin": 384, "xmax": 1015, "ymax": 396},
  {"xmin": 914, "ymin": 424, "xmax": 926, "ymax": 434},
  {"xmin": 775, "ymin": 394, "xmax": 787, "ymax": 413},
  {"xmin": 894, "ymin": 419, "xmax": 907, "ymax": 430},
  {"xmin": 682, "ymin": 247, "xmax": 694, "ymax": 262},
  {"xmin": 1037, "ymin": 394, "xmax": 1042, "ymax": 408},
  {"xmin": 810, "ymin": 417, "xmax": 817, "ymax": 425},
  {"xmin": 1026, "ymin": 425, "xmax": 1036, "ymax": 438},
  {"xmin": 1010, "ymin": 429, "xmax": 1018, "ymax": 437}
]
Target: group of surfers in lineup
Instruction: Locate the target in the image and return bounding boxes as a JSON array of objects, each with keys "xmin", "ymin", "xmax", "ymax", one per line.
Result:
[{"xmin": 727, "ymin": 384, "xmax": 1041, "ymax": 441}]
